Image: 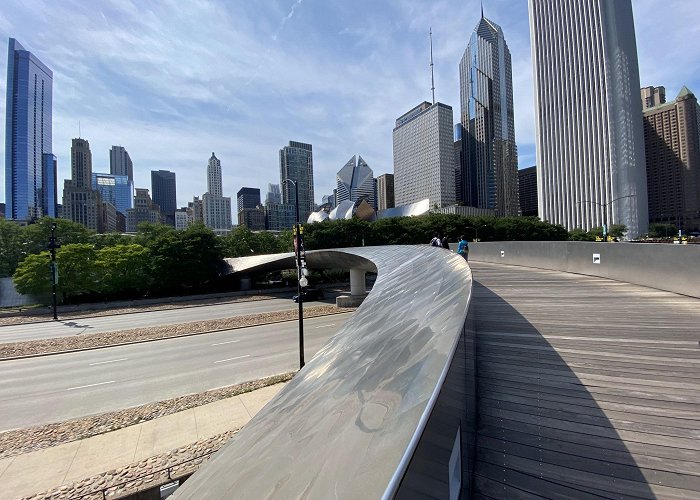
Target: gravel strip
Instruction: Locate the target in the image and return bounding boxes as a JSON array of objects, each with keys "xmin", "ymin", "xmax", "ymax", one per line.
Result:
[
  {"xmin": 0, "ymin": 294, "xmax": 280, "ymax": 327},
  {"xmin": 21, "ymin": 428, "xmax": 239, "ymax": 500},
  {"xmin": 0, "ymin": 304, "xmax": 355, "ymax": 359},
  {"xmin": 0, "ymin": 373, "xmax": 293, "ymax": 460}
]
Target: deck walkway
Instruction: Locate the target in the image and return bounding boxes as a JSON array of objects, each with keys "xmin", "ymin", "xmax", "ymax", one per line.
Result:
[{"xmin": 471, "ymin": 262, "xmax": 700, "ymax": 499}]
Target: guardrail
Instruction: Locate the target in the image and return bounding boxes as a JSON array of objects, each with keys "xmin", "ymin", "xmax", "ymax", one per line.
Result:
[
  {"xmin": 469, "ymin": 241, "xmax": 700, "ymax": 298},
  {"xmin": 173, "ymin": 246, "xmax": 476, "ymax": 499}
]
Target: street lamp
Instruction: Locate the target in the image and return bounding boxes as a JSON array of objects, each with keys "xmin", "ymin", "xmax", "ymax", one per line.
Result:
[
  {"xmin": 48, "ymin": 223, "xmax": 59, "ymax": 320},
  {"xmin": 577, "ymin": 195, "xmax": 637, "ymax": 242},
  {"xmin": 282, "ymin": 178, "xmax": 305, "ymax": 369},
  {"xmin": 470, "ymin": 224, "xmax": 487, "ymax": 242}
]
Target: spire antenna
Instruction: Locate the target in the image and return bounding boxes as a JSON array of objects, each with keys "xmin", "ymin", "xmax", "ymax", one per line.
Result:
[
  {"xmin": 481, "ymin": 0, "xmax": 484, "ymax": 18},
  {"xmin": 429, "ymin": 27, "xmax": 435, "ymax": 105}
]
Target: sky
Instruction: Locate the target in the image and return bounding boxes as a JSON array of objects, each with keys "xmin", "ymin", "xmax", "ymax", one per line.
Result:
[{"xmin": 1, "ymin": 0, "xmax": 699, "ymax": 210}]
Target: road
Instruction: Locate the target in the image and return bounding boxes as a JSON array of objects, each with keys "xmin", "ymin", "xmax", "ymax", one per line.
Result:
[
  {"xmin": 0, "ymin": 313, "xmax": 350, "ymax": 431},
  {"xmin": 0, "ymin": 295, "xmax": 337, "ymax": 343}
]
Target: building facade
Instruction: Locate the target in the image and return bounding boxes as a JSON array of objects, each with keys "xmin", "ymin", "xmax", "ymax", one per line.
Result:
[
  {"xmin": 393, "ymin": 102, "xmax": 455, "ymax": 208},
  {"xmin": 459, "ymin": 14, "xmax": 519, "ymax": 216},
  {"xmin": 529, "ymin": 0, "xmax": 648, "ymax": 237},
  {"xmin": 376, "ymin": 174, "xmax": 395, "ymax": 210},
  {"xmin": 336, "ymin": 155, "xmax": 375, "ymax": 208},
  {"xmin": 237, "ymin": 187, "xmax": 261, "ymax": 213},
  {"xmin": 151, "ymin": 170, "xmax": 177, "ymax": 226},
  {"xmin": 92, "ymin": 172, "xmax": 132, "ymax": 215},
  {"xmin": 518, "ymin": 166, "xmax": 538, "ymax": 216},
  {"xmin": 126, "ymin": 188, "xmax": 161, "ymax": 232},
  {"xmin": 641, "ymin": 86, "xmax": 666, "ymax": 110},
  {"xmin": 280, "ymin": 141, "xmax": 315, "ymax": 223},
  {"xmin": 63, "ymin": 138, "xmax": 103, "ymax": 231},
  {"xmin": 265, "ymin": 202, "xmax": 295, "ymax": 231},
  {"xmin": 110, "ymin": 146, "xmax": 133, "ymax": 183},
  {"xmin": 174, "ymin": 209, "xmax": 189, "ymax": 230},
  {"xmin": 202, "ymin": 153, "xmax": 231, "ymax": 235},
  {"xmin": 5, "ymin": 38, "xmax": 56, "ymax": 220},
  {"xmin": 643, "ymin": 87, "xmax": 700, "ymax": 232},
  {"xmin": 265, "ymin": 183, "xmax": 281, "ymax": 204}
]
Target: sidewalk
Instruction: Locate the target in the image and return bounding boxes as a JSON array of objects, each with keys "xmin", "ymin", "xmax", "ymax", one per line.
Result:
[{"xmin": 0, "ymin": 383, "xmax": 284, "ymax": 499}]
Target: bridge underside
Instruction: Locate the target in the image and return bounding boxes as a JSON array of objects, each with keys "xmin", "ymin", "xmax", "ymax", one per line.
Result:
[{"xmin": 471, "ymin": 261, "xmax": 700, "ymax": 498}]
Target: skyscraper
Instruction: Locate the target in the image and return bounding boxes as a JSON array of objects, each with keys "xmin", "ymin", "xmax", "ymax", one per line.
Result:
[
  {"xmin": 336, "ymin": 155, "xmax": 375, "ymax": 208},
  {"xmin": 202, "ymin": 152, "xmax": 231, "ymax": 235},
  {"xmin": 237, "ymin": 187, "xmax": 265, "ymax": 230},
  {"xmin": 376, "ymin": 174, "xmax": 395, "ymax": 210},
  {"xmin": 280, "ymin": 141, "xmax": 315, "ymax": 223},
  {"xmin": 63, "ymin": 138, "xmax": 103, "ymax": 231},
  {"xmin": 5, "ymin": 38, "xmax": 55, "ymax": 220},
  {"xmin": 459, "ymin": 13, "xmax": 519, "ymax": 216},
  {"xmin": 151, "ymin": 170, "xmax": 177, "ymax": 226},
  {"xmin": 393, "ymin": 102, "xmax": 455, "ymax": 208},
  {"xmin": 92, "ymin": 172, "xmax": 132, "ymax": 215},
  {"xmin": 529, "ymin": 0, "xmax": 648, "ymax": 237},
  {"xmin": 643, "ymin": 86, "xmax": 700, "ymax": 232},
  {"xmin": 265, "ymin": 183, "xmax": 281, "ymax": 204},
  {"xmin": 518, "ymin": 166, "xmax": 538, "ymax": 217},
  {"xmin": 641, "ymin": 86, "xmax": 666, "ymax": 110},
  {"xmin": 110, "ymin": 146, "xmax": 133, "ymax": 183}
]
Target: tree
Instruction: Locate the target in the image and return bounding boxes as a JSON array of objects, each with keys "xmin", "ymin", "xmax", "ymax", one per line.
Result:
[
  {"xmin": 55, "ymin": 244, "xmax": 99, "ymax": 301},
  {"xmin": 0, "ymin": 220, "xmax": 24, "ymax": 278},
  {"xmin": 13, "ymin": 251, "xmax": 52, "ymax": 297},
  {"xmin": 95, "ymin": 244, "xmax": 150, "ymax": 298},
  {"xmin": 648, "ymin": 223, "xmax": 676, "ymax": 238},
  {"xmin": 21, "ymin": 217, "xmax": 94, "ymax": 256},
  {"xmin": 568, "ymin": 228, "xmax": 595, "ymax": 241}
]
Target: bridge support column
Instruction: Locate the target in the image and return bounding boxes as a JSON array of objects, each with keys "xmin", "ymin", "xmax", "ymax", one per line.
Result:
[
  {"xmin": 337, "ymin": 269, "xmax": 368, "ymax": 307},
  {"xmin": 350, "ymin": 268, "xmax": 366, "ymax": 296}
]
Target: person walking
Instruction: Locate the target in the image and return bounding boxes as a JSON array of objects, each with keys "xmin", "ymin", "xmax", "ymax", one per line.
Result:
[
  {"xmin": 430, "ymin": 232, "xmax": 442, "ymax": 247},
  {"xmin": 457, "ymin": 235, "xmax": 469, "ymax": 261},
  {"xmin": 441, "ymin": 235, "xmax": 451, "ymax": 250}
]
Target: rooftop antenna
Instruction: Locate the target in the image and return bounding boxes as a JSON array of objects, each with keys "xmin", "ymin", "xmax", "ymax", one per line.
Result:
[
  {"xmin": 481, "ymin": 0, "xmax": 484, "ymax": 18},
  {"xmin": 429, "ymin": 27, "xmax": 435, "ymax": 105},
  {"xmin": 78, "ymin": 120, "xmax": 81, "ymax": 138}
]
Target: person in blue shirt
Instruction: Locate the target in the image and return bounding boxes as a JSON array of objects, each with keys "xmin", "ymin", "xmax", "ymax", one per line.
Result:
[{"xmin": 457, "ymin": 235, "xmax": 469, "ymax": 261}]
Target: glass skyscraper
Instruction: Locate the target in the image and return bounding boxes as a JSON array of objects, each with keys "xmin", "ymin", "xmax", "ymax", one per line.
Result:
[
  {"xmin": 5, "ymin": 38, "xmax": 55, "ymax": 220},
  {"xmin": 459, "ymin": 14, "xmax": 519, "ymax": 216},
  {"xmin": 151, "ymin": 170, "xmax": 177, "ymax": 226},
  {"xmin": 92, "ymin": 172, "xmax": 133, "ymax": 215}
]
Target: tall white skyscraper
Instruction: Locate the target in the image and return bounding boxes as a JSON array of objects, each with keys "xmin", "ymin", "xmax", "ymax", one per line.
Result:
[
  {"xmin": 207, "ymin": 152, "xmax": 223, "ymax": 197},
  {"xmin": 393, "ymin": 102, "xmax": 455, "ymax": 208},
  {"xmin": 336, "ymin": 155, "xmax": 375, "ymax": 208},
  {"xmin": 459, "ymin": 14, "xmax": 519, "ymax": 216},
  {"xmin": 529, "ymin": 0, "xmax": 648, "ymax": 237},
  {"xmin": 203, "ymin": 152, "xmax": 231, "ymax": 235},
  {"xmin": 279, "ymin": 141, "xmax": 315, "ymax": 223}
]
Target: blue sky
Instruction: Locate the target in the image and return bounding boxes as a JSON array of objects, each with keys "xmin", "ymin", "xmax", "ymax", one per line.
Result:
[{"xmin": 1, "ymin": 0, "xmax": 699, "ymax": 209}]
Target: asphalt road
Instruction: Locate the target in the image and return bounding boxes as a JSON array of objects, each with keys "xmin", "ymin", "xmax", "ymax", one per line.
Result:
[
  {"xmin": 0, "ymin": 313, "xmax": 350, "ymax": 431},
  {"xmin": 0, "ymin": 296, "xmax": 336, "ymax": 343}
]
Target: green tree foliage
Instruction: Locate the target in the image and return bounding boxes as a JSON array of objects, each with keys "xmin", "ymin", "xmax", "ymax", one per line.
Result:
[
  {"xmin": 95, "ymin": 244, "xmax": 150, "ymax": 298},
  {"xmin": 0, "ymin": 220, "xmax": 24, "ymax": 278},
  {"xmin": 91, "ymin": 232, "xmax": 134, "ymax": 249},
  {"xmin": 13, "ymin": 243, "xmax": 98, "ymax": 302},
  {"xmin": 648, "ymin": 223, "xmax": 677, "ymax": 238},
  {"xmin": 221, "ymin": 227, "xmax": 288, "ymax": 257},
  {"xmin": 21, "ymin": 217, "xmax": 94, "ymax": 256},
  {"xmin": 568, "ymin": 228, "xmax": 595, "ymax": 241},
  {"xmin": 12, "ymin": 251, "xmax": 52, "ymax": 297}
]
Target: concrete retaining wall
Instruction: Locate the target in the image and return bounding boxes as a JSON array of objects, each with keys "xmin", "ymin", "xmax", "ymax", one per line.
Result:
[{"xmin": 470, "ymin": 242, "xmax": 700, "ymax": 298}]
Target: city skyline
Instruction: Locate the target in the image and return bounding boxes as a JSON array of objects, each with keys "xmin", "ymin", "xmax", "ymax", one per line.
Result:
[{"xmin": 1, "ymin": 1, "xmax": 699, "ymax": 210}]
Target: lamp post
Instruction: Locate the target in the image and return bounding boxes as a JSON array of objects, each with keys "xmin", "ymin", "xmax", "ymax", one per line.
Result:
[
  {"xmin": 577, "ymin": 195, "xmax": 637, "ymax": 241},
  {"xmin": 48, "ymin": 223, "xmax": 59, "ymax": 320},
  {"xmin": 470, "ymin": 224, "xmax": 487, "ymax": 242},
  {"xmin": 283, "ymin": 178, "xmax": 305, "ymax": 369}
]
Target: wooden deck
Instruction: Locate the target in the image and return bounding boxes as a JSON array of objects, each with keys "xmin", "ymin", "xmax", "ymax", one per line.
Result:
[{"xmin": 470, "ymin": 262, "xmax": 700, "ymax": 499}]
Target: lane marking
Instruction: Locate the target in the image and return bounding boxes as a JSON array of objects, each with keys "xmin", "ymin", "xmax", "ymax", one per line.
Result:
[
  {"xmin": 211, "ymin": 340, "xmax": 240, "ymax": 346},
  {"xmin": 66, "ymin": 381, "xmax": 115, "ymax": 391},
  {"xmin": 314, "ymin": 323, "xmax": 336, "ymax": 329},
  {"xmin": 214, "ymin": 355, "xmax": 250, "ymax": 364},
  {"xmin": 89, "ymin": 358, "xmax": 128, "ymax": 366}
]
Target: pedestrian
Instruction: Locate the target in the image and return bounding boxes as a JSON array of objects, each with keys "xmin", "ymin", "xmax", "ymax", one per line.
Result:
[
  {"xmin": 441, "ymin": 235, "xmax": 450, "ymax": 250},
  {"xmin": 430, "ymin": 232, "xmax": 441, "ymax": 247},
  {"xmin": 457, "ymin": 234, "xmax": 469, "ymax": 261}
]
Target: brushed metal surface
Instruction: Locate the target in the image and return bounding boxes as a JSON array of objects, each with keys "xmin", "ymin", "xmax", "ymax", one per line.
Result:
[{"xmin": 174, "ymin": 245, "xmax": 472, "ymax": 499}]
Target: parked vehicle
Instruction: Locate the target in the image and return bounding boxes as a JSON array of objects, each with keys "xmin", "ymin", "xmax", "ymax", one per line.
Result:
[{"xmin": 292, "ymin": 288, "xmax": 325, "ymax": 303}]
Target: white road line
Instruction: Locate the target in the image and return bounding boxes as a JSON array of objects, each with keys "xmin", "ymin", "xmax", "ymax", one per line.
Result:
[
  {"xmin": 89, "ymin": 358, "xmax": 128, "ymax": 366},
  {"xmin": 214, "ymin": 355, "xmax": 250, "ymax": 364},
  {"xmin": 211, "ymin": 340, "xmax": 240, "ymax": 346},
  {"xmin": 66, "ymin": 381, "xmax": 115, "ymax": 391},
  {"xmin": 314, "ymin": 324, "xmax": 336, "ymax": 329}
]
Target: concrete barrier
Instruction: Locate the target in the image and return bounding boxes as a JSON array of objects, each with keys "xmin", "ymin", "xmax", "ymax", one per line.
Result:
[{"xmin": 470, "ymin": 241, "xmax": 700, "ymax": 298}]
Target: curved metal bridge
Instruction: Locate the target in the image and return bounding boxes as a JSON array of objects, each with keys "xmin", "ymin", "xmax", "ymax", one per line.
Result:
[{"xmin": 174, "ymin": 244, "xmax": 700, "ymax": 499}]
